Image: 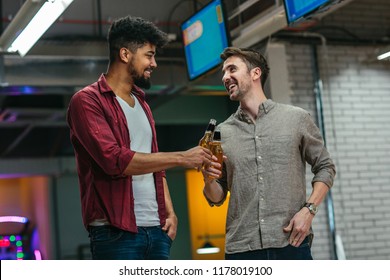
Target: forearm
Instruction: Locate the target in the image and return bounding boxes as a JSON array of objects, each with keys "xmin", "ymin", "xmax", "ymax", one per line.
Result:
[
  {"xmin": 163, "ymin": 177, "xmax": 176, "ymax": 218},
  {"xmin": 123, "ymin": 151, "xmax": 185, "ymax": 175},
  {"xmin": 162, "ymin": 177, "xmax": 178, "ymax": 240},
  {"xmin": 123, "ymin": 146, "xmax": 212, "ymax": 176},
  {"xmin": 307, "ymin": 181, "xmax": 330, "ymax": 206},
  {"xmin": 203, "ymin": 178, "xmax": 226, "ymax": 205}
]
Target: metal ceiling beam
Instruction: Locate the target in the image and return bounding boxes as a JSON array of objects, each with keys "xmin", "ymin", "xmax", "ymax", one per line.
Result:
[
  {"xmin": 0, "ymin": 157, "xmax": 77, "ymax": 178},
  {"xmin": 0, "ymin": 108, "xmax": 66, "ymax": 128}
]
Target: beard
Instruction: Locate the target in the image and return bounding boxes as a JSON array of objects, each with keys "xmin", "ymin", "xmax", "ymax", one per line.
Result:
[
  {"xmin": 129, "ymin": 58, "xmax": 152, "ymax": 89},
  {"xmin": 229, "ymin": 90, "xmax": 240, "ymax": 101},
  {"xmin": 229, "ymin": 79, "xmax": 250, "ymax": 101},
  {"xmin": 133, "ymin": 75, "xmax": 151, "ymax": 89},
  {"xmin": 227, "ymin": 82, "xmax": 242, "ymax": 101}
]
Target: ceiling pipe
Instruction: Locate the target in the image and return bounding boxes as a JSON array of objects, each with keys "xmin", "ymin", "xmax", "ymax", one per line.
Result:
[{"xmin": 96, "ymin": 0, "xmax": 103, "ymax": 38}]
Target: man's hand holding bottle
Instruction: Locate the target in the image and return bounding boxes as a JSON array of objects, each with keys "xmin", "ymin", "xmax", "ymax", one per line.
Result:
[{"xmin": 198, "ymin": 119, "xmax": 225, "ymax": 179}]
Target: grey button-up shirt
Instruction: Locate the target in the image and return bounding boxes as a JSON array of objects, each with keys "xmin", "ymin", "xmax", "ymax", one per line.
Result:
[{"xmin": 208, "ymin": 99, "xmax": 336, "ymax": 254}]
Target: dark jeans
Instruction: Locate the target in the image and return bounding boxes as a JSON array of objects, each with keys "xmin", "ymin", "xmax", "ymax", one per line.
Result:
[
  {"xmin": 88, "ymin": 225, "xmax": 172, "ymax": 260},
  {"xmin": 225, "ymin": 236, "xmax": 313, "ymax": 260}
]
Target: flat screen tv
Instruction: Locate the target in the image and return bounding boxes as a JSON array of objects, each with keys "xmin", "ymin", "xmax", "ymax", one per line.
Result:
[
  {"xmin": 181, "ymin": 0, "xmax": 231, "ymax": 81},
  {"xmin": 283, "ymin": 0, "xmax": 338, "ymax": 25}
]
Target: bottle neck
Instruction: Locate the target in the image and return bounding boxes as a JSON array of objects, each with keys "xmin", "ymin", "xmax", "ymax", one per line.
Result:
[
  {"xmin": 212, "ymin": 130, "xmax": 221, "ymax": 141},
  {"xmin": 206, "ymin": 124, "xmax": 215, "ymax": 133}
]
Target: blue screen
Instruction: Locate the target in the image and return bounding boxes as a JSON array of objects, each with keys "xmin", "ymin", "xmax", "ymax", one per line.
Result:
[
  {"xmin": 181, "ymin": 0, "xmax": 230, "ymax": 80},
  {"xmin": 284, "ymin": 0, "xmax": 329, "ymax": 24}
]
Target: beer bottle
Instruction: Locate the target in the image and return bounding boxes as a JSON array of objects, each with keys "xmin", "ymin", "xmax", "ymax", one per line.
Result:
[
  {"xmin": 209, "ymin": 130, "xmax": 223, "ymax": 178},
  {"xmin": 199, "ymin": 119, "xmax": 216, "ymax": 149}
]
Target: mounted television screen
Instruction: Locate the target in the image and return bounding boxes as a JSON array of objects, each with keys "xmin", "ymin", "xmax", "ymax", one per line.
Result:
[
  {"xmin": 283, "ymin": 0, "xmax": 331, "ymax": 25},
  {"xmin": 181, "ymin": 0, "xmax": 230, "ymax": 81}
]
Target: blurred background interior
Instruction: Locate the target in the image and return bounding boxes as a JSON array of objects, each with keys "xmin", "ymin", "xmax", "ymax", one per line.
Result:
[{"xmin": 0, "ymin": 0, "xmax": 389, "ymax": 260}]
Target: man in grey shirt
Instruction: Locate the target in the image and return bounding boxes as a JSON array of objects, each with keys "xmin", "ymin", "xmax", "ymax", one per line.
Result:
[{"xmin": 202, "ymin": 47, "xmax": 336, "ymax": 260}]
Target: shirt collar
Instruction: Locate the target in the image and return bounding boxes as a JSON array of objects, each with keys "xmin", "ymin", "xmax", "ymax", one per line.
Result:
[
  {"xmin": 235, "ymin": 99, "xmax": 276, "ymax": 123},
  {"xmin": 97, "ymin": 73, "xmax": 146, "ymax": 100}
]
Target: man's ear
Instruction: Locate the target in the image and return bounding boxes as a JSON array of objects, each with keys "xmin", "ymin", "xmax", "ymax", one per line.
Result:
[
  {"xmin": 119, "ymin": 47, "xmax": 131, "ymax": 63},
  {"xmin": 251, "ymin": 67, "xmax": 261, "ymax": 82}
]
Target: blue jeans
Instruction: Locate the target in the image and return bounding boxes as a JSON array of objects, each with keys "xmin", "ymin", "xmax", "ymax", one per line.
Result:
[
  {"xmin": 88, "ymin": 225, "xmax": 172, "ymax": 260},
  {"xmin": 225, "ymin": 236, "xmax": 313, "ymax": 260}
]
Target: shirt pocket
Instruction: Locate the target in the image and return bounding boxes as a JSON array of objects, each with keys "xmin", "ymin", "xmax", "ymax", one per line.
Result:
[{"xmin": 269, "ymin": 135, "xmax": 293, "ymax": 165}]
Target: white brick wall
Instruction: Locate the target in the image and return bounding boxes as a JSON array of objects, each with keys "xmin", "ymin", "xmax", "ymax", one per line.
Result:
[
  {"xmin": 284, "ymin": 43, "xmax": 390, "ymax": 259},
  {"xmin": 321, "ymin": 0, "xmax": 390, "ymax": 41}
]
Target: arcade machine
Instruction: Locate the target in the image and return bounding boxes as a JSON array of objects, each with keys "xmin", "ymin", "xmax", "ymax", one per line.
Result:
[{"xmin": 0, "ymin": 215, "xmax": 42, "ymax": 260}]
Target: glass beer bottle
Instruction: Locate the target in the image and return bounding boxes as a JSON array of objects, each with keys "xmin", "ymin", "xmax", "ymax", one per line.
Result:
[
  {"xmin": 209, "ymin": 130, "xmax": 223, "ymax": 178},
  {"xmin": 199, "ymin": 119, "xmax": 216, "ymax": 149}
]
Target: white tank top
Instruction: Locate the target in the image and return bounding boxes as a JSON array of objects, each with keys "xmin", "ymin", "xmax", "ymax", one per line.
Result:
[{"xmin": 116, "ymin": 94, "xmax": 160, "ymax": 227}]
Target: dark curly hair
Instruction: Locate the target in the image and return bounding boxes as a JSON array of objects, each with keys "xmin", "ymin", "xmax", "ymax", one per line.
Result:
[
  {"xmin": 220, "ymin": 47, "xmax": 270, "ymax": 88},
  {"xmin": 108, "ymin": 16, "xmax": 169, "ymax": 62}
]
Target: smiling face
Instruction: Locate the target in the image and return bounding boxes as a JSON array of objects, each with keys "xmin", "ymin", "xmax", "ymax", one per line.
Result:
[
  {"xmin": 128, "ymin": 42, "xmax": 157, "ymax": 89},
  {"xmin": 221, "ymin": 56, "xmax": 253, "ymax": 101}
]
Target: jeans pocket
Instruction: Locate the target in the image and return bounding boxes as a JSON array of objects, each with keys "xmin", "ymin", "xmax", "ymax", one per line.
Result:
[
  {"xmin": 298, "ymin": 236, "xmax": 311, "ymax": 249},
  {"xmin": 162, "ymin": 230, "xmax": 173, "ymax": 244},
  {"xmin": 89, "ymin": 226, "xmax": 124, "ymax": 243}
]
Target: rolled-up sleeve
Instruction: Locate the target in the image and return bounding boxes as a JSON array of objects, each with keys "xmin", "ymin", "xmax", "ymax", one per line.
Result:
[
  {"xmin": 301, "ymin": 113, "xmax": 336, "ymax": 188},
  {"xmin": 67, "ymin": 90, "xmax": 135, "ymax": 177}
]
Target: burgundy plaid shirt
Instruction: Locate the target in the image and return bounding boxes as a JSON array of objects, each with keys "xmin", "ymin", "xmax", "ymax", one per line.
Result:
[{"xmin": 67, "ymin": 74, "xmax": 166, "ymax": 233}]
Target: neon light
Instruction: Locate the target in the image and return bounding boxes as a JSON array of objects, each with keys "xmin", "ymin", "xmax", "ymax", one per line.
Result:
[
  {"xmin": 0, "ymin": 216, "xmax": 29, "ymax": 224},
  {"xmin": 19, "ymin": 86, "xmax": 35, "ymax": 95},
  {"xmin": 9, "ymin": 235, "xmax": 16, "ymax": 242},
  {"xmin": 34, "ymin": 250, "xmax": 42, "ymax": 260},
  {"xmin": 0, "ymin": 239, "xmax": 10, "ymax": 247}
]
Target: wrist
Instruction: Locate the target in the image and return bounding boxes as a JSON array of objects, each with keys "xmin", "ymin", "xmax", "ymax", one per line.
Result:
[
  {"xmin": 175, "ymin": 151, "xmax": 185, "ymax": 166},
  {"xmin": 203, "ymin": 176, "xmax": 216, "ymax": 185},
  {"xmin": 166, "ymin": 212, "xmax": 177, "ymax": 219},
  {"xmin": 302, "ymin": 202, "xmax": 318, "ymax": 215}
]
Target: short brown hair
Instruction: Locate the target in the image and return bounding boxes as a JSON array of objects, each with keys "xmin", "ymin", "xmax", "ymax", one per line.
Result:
[{"xmin": 221, "ymin": 47, "xmax": 270, "ymax": 87}]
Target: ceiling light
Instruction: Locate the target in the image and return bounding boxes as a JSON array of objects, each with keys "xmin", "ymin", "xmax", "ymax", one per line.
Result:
[
  {"xmin": 377, "ymin": 49, "xmax": 390, "ymax": 60},
  {"xmin": 196, "ymin": 241, "xmax": 221, "ymax": 255},
  {"xmin": 0, "ymin": 0, "xmax": 74, "ymax": 57}
]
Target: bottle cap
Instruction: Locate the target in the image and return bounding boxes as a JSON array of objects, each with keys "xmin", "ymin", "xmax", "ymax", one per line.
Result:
[{"xmin": 206, "ymin": 119, "xmax": 217, "ymax": 132}]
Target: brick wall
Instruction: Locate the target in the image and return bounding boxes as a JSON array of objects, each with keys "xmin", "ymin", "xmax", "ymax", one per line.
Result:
[
  {"xmin": 321, "ymin": 0, "xmax": 390, "ymax": 41},
  {"xmin": 284, "ymin": 43, "xmax": 390, "ymax": 259}
]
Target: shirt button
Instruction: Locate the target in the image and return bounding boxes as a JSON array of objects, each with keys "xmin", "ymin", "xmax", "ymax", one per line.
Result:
[
  {"xmin": 258, "ymin": 156, "xmax": 262, "ymax": 159},
  {"xmin": 260, "ymin": 197, "xmax": 264, "ymax": 201},
  {"xmin": 261, "ymin": 219, "xmax": 264, "ymax": 223},
  {"xmin": 259, "ymin": 177, "xmax": 263, "ymax": 180}
]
